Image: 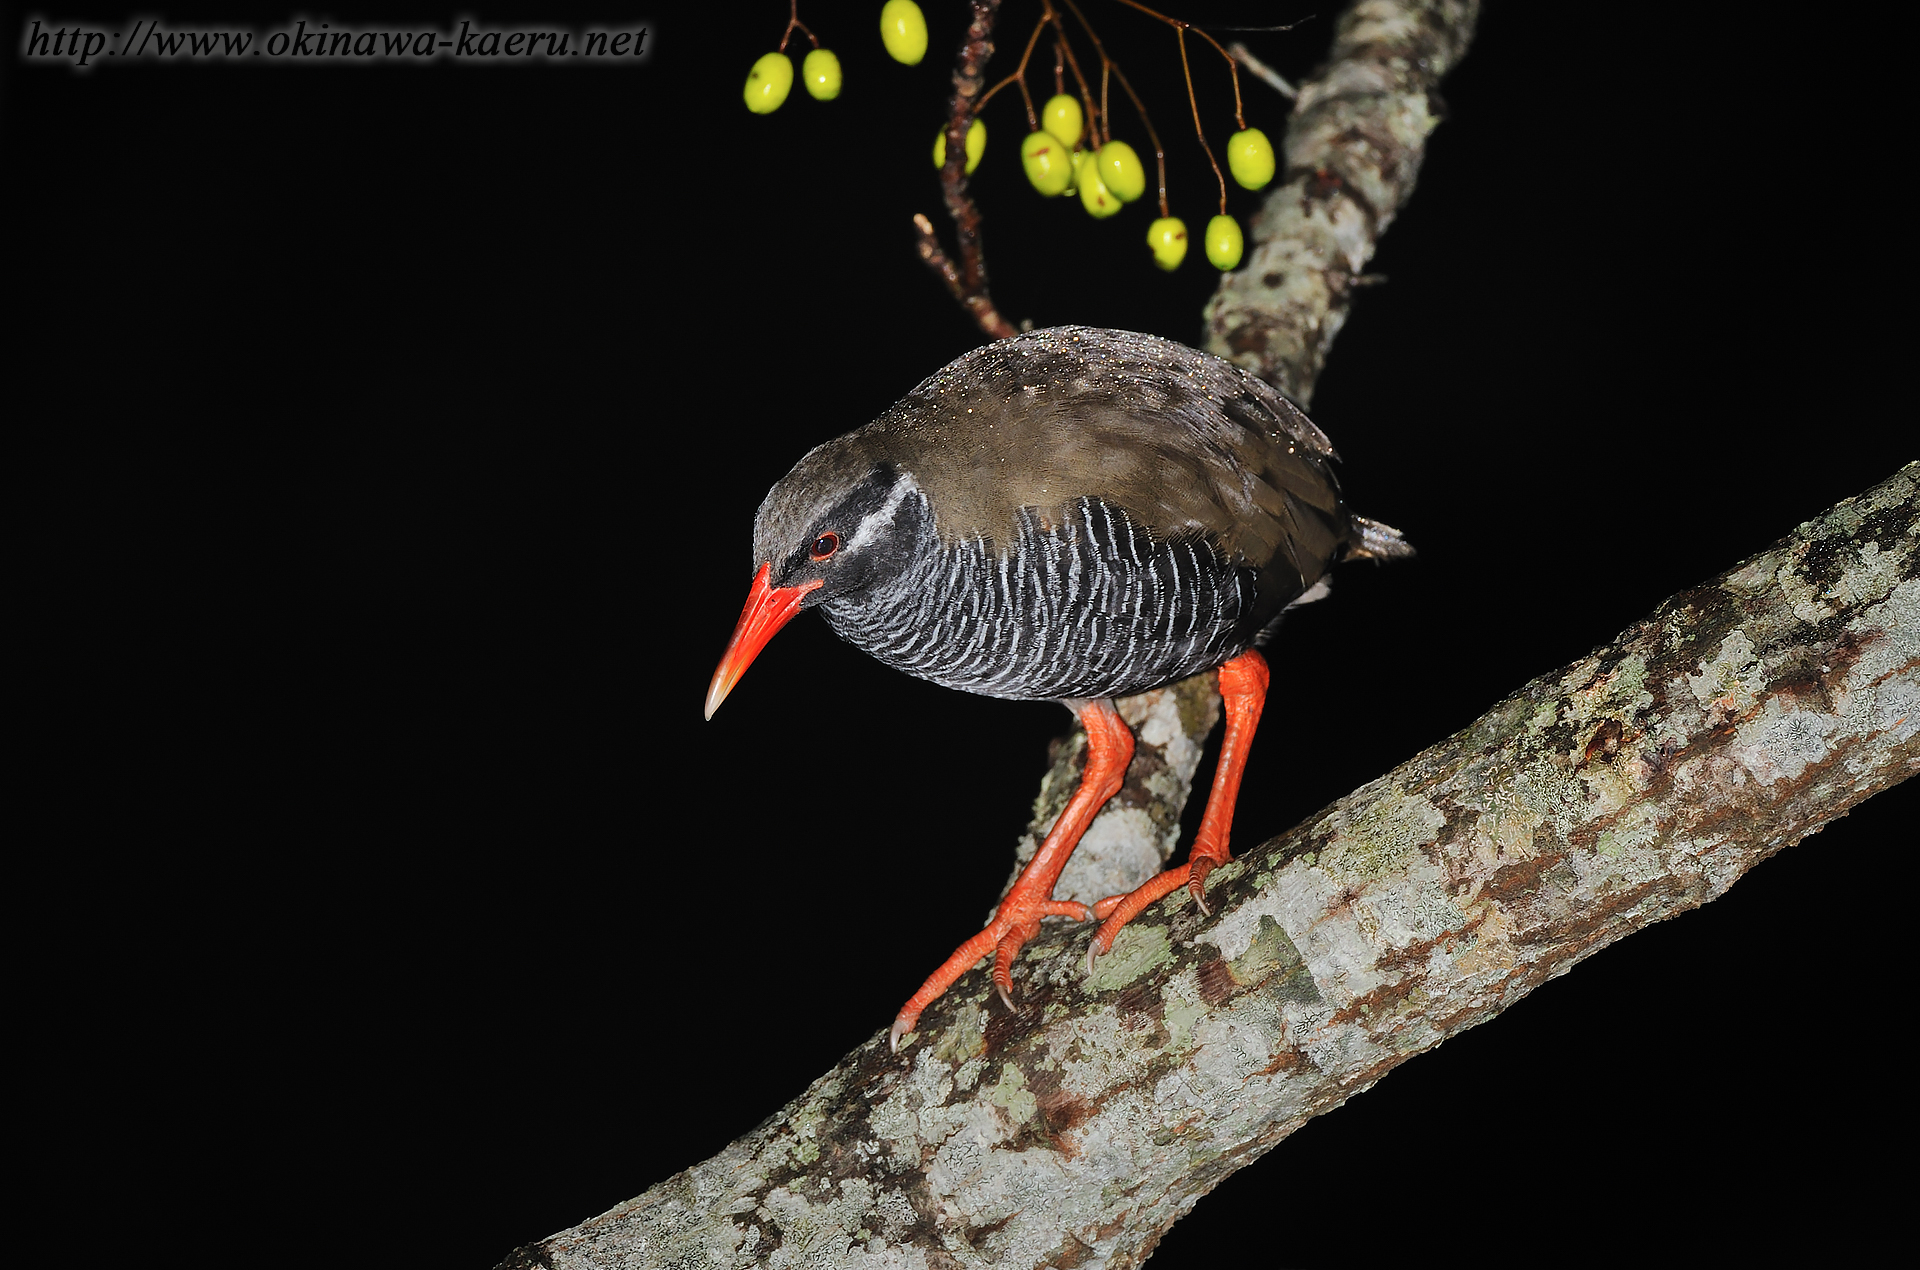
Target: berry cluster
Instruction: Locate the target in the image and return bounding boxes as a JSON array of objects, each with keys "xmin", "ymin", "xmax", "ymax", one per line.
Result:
[
  {"xmin": 744, "ymin": 1, "xmax": 1281, "ymax": 275},
  {"xmin": 999, "ymin": 93, "xmax": 1269, "ymax": 271},
  {"xmin": 741, "ymin": 0, "xmax": 896, "ymax": 113},
  {"xmin": 743, "ymin": 47, "xmax": 842, "ymax": 111}
]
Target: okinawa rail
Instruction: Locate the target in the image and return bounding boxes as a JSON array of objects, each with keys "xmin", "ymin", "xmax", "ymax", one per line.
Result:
[{"xmin": 706, "ymin": 327, "xmax": 1410, "ymax": 1051}]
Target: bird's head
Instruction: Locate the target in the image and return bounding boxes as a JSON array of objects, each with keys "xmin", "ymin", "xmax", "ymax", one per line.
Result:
[{"xmin": 705, "ymin": 449, "xmax": 925, "ymax": 719}]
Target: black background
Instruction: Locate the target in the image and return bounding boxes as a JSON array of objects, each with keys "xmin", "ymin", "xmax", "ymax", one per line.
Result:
[{"xmin": 11, "ymin": 1, "xmax": 1912, "ymax": 1265}]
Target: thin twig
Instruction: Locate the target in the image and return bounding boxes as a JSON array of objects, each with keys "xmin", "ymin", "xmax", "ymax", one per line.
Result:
[
  {"xmin": 919, "ymin": 0, "xmax": 1017, "ymax": 342},
  {"xmin": 912, "ymin": 215, "xmax": 1016, "ymax": 339},
  {"xmin": 1228, "ymin": 40, "xmax": 1298, "ymax": 99}
]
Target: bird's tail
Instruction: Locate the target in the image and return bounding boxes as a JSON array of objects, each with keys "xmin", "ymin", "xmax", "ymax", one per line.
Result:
[{"xmin": 1345, "ymin": 515, "xmax": 1415, "ymax": 562}]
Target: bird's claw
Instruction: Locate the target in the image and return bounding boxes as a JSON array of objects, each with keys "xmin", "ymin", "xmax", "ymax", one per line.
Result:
[
  {"xmin": 1084, "ymin": 856, "xmax": 1227, "ymax": 977},
  {"xmin": 1083, "ymin": 913, "xmax": 1123, "ymax": 975},
  {"xmin": 1189, "ymin": 857, "xmax": 1219, "ymax": 916},
  {"xmin": 890, "ymin": 896, "xmax": 1099, "ymax": 1054}
]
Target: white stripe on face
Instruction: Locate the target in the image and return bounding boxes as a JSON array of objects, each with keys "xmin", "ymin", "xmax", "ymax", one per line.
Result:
[{"xmin": 843, "ymin": 473, "xmax": 920, "ymax": 556}]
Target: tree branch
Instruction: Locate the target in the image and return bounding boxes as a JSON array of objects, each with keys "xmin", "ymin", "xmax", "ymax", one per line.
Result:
[
  {"xmin": 920, "ymin": 0, "xmax": 1019, "ymax": 341},
  {"xmin": 504, "ymin": 464, "xmax": 1917, "ymax": 1268},
  {"xmin": 1227, "ymin": 41, "xmax": 1297, "ymax": 101},
  {"xmin": 1206, "ymin": 0, "xmax": 1480, "ymax": 406}
]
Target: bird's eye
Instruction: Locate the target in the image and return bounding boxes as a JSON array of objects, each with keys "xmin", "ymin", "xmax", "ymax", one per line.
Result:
[{"xmin": 810, "ymin": 532, "xmax": 840, "ymax": 561}]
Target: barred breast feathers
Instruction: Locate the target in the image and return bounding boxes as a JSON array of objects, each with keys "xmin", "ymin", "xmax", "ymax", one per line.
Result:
[{"xmin": 821, "ymin": 492, "xmax": 1259, "ymax": 703}]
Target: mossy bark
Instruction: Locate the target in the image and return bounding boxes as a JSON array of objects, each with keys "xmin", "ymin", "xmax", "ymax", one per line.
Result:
[{"xmin": 499, "ymin": 467, "xmax": 1917, "ymax": 1265}]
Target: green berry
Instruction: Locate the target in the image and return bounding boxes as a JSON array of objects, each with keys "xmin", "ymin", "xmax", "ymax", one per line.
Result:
[
  {"xmin": 1076, "ymin": 150, "xmax": 1120, "ymax": 219},
  {"xmin": 1205, "ymin": 214, "xmax": 1244, "ymax": 270},
  {"xmin": 1041, "ymin": 94, "xmax": 1084, "ymax": 149},
  {"xmin": 1021, "ymin": 130, "xmax": 1073, "ymax": 196},
  {"xmin": 932, "ymin": 118, "xmax": 987, "ymax": 174},
  {"xmin": 1096, "ymin": 140, "xmax": 1146, "ymax": 203},
  {"xmin": 1146, "ymin": 217, "xmax": 1188, "ymax": 271},
  {"xmin": 1227, "ymin": 128, "xmax": 1276, "ymax": 190},
  {"xmin": 880, "ymin": 0, "xmax": 928, "ymax": 65},
  {"xmin": 802, "ymin": 48, "xmax": 842, "ymax": 100},
  {"xmin": 743, "ymin": 51, "xmax": 793, "ymax": 114}
]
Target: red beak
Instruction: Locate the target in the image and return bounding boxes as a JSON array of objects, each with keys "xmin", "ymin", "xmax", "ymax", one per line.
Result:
[{"xmin": 705, "ymin": 563, "xmax": 823, "ymax": 719}]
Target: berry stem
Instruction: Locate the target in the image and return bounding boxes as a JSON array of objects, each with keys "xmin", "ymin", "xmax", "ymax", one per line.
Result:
[
  {"xmin": 1055, "ymin": 1, "xmax": 1112, "ymax": 146},
  {"xmin": 1103, "ymin": 61, "xmax": 1167, "ymax": 218},
  {"xmin": 1053, "ymin": 0, "xmax": 1164, "ymax": 203},
  {"xmin": 1110, "ymin": 0, "xmax": 1247, "ymax": 129},
  {"xmin": 977, "ymin": 14, "xmax": 1050, "ymax": 131},
  {"xmin": 1202, "ymin": 27, "xmax": 1246, "ymax": 130},
  {"xmin": 1100, "ymin": 60, "xmax": 1112, "ymax": 146},
  {"xmin": 776, "ymin": 0, "xmax": 818, "ymax": 53},
  {"xmin": 1176, "ymin": 26, "xmax": 1228, "ymax": 214},
  {"xmin": 1043, "ymin": 3, "xmax": 1101, "ymax": 152}
]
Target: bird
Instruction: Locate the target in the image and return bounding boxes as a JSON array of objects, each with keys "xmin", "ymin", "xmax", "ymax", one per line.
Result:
[{"xmin": 704, "ymin": 326, "xmax": 1410, "ymax": 1052}]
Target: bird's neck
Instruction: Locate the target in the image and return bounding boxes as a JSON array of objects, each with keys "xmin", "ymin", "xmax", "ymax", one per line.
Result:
[{"xmin": 818, "ymin": 511, "xmax": 1013, "ymax": 696}]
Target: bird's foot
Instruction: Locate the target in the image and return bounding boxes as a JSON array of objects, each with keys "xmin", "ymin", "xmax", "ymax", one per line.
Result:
[
  {"xmin": 889, "ymin": 892, "xmax": 1094, "ymax": 1052},
  {"xmin": 889, "ymin": 699, "xmax": 1136, "ymax": 1054},
  {"xmin": 1085, "ymin": 848, "xmax": 1229, "ymax": 973}
]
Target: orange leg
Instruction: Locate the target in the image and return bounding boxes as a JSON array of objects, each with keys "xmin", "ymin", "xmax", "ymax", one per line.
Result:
[
  {"xmin": 890, "ymin": 699, "xmax": 1135, "ymax": 1051},
  {"xmin": 1087, "ymin": 649, "xmax": 1270, "ymax": 968}
]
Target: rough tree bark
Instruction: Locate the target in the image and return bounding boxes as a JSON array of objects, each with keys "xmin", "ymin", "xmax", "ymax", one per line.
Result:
[{"xmin": 505, "ymin": 465, "xmax": 1916, "ymax": 1269}]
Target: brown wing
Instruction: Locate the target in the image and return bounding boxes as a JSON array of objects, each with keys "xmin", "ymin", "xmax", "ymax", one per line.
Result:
[{"xmin": 867, "ymin": 326, "xmax": 1351, "ymax": 597}]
